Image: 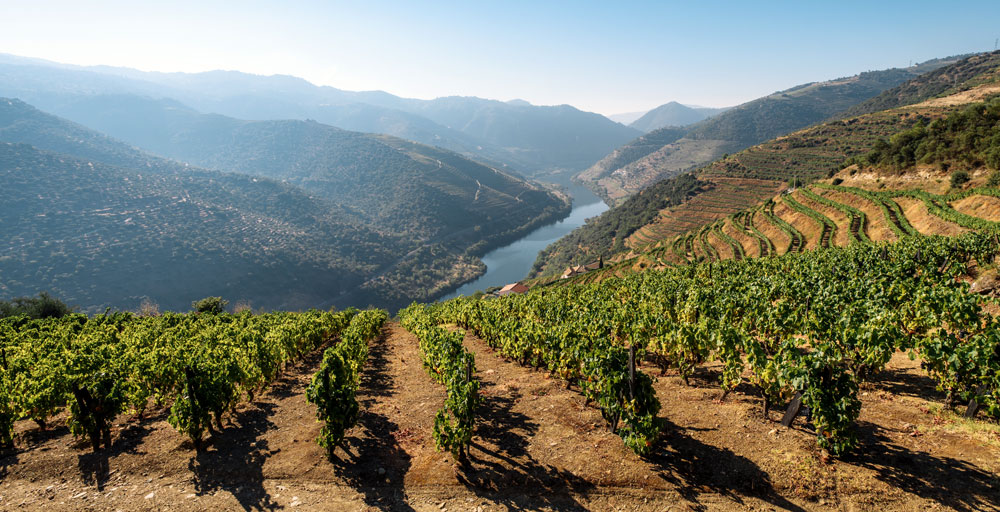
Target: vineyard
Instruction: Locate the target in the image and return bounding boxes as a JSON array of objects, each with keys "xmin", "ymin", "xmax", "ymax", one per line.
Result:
[
  {"xmin": 0, "ymin": 239, "xmax": 999, "ymax": 509},
  {"xmin": 0, "ymin": 308, "xmax": 384, "ymax": 452}
]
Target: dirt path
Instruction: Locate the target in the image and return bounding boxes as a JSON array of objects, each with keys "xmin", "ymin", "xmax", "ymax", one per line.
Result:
[{"xmin": 0, "ymin": 322, "xmax": 998, "ymax": 511}]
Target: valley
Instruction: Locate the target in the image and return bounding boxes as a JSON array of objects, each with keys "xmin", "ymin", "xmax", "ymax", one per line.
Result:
[{"xmin": 1, "ymin": 15, "xmax": 999, "ymax": 512}]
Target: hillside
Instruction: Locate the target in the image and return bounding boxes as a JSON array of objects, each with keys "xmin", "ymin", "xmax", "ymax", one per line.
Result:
[
  {"xmin": 0, "ymin": 55, "xmax": 641, "ymax": 179},
  {"xmin": 534, "ymin": 51, "xmax": 1000, "ymax": 277},
  {"xmin": 0, "ymin": 141, "xmax": 401, "ymax": 313},
  {"xmin": 11, "ymin": 95, "xmax": 571, "ymax": 245},
  {"xmin": 628, "ymin": 101, "xmax": 728, "ymax": 132},
  {"xmin": 0, "ymin": 99, "xmax": 570, "ymax": 312},
  {"xmin": 578, "ymin": 58, "xmax": 962, "ymax": 204}
]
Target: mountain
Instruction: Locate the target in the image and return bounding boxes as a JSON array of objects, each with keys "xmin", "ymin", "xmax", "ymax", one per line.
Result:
[
  {"xmin": 3, "ymin": 95, "xmax": 569, "ymax": 243},
  {"xmin": 533, "ymin": 51, "xmax": 1000, "ymax": 277},
  {"xmin": 577, "ymin": 57, "xmax": 965, "ymax": 204},
  {"xmin": 0, "ymin": 140, "xmax": 401, "ymax": 313},
  {"xmin": 0, "ymin": 98, "xmax": 569, "ymax": 311},
  {"xmin": 628, "ymin": 102, "xmax": 729, "ymax": 132},
  {"xmin": 0, "ymin": 54, "xmax": 641, "ymax": 180}
]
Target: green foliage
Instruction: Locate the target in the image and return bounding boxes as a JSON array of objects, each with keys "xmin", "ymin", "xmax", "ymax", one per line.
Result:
[
  {"xmin": 446, "ymin": 230, "xmax": 1000, "ymax": 456},
  {"xmin": 857, "ymin": 97, "xmax": 1000, "ymax": 172},
  {"xmin": 0, "ymin": 308, "xmax": 359, "ymax": 451},
  {"xmin": 987, "ymin": 170, "xmax": 1000, "ymax": 187},
  {"xmin": 192, "ymin": 297, "xmax": 228, "ymax": 315},
  {"xmin": 306, "ymin": 309, "xmax": 387, "ymax": 458},
  {"xmin": 430, "ymin": 295, "xmax": 663, "ymax": 456},
  {"xmin": 951, "ymin": 170, "xmax": 971, "ymax": 188},
  {"xmin": 399, "ymin": 304, "xmax": 480, "ymax": 460},
  {"xmin": 0, "ymin": 292, "xmax": 72, "ymax": 319}
]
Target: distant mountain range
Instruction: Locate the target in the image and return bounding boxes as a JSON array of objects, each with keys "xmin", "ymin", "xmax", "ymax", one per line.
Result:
[
  {"xmin": 0, "ymin": 98, "xmax": 568, "ymax": 312},
  {"xmin": 0, "ymin": 54, "xmax": 640, "ymax": 182},
  {"xmin": 577, "ymin": 56, "xmax": 966, "ymax": 204}
]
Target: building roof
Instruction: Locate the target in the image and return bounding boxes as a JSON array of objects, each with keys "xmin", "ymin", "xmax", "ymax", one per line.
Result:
[{"xmin": 496, "ymin": 282, "xmax": 529, "ymax": 295}]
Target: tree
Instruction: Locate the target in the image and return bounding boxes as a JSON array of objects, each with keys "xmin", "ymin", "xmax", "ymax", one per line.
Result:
[
  {"xmin": 0, "ymin": 292, "xmax": 72, "ymax": 319},
  {"xmin": 191, "ymin": 297, "xmax": 228, "ymax": 314},
  {"xmin": 950, "ymin": 170, "xmax": 970, "ymax": 188},
  {"xmin": 987, "ymin": 170, "xmax": 1000, "ymax": 188}
]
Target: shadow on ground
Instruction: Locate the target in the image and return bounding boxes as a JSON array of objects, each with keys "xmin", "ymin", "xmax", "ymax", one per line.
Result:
[
  {"xmin": 333, "ymin": 329, "xmax": 415, "ymax": 512},
  {"xmin": 77, "ymin": 410, "xmax": 163, "ymax": 490},
  {"xmin": 647, "ymin": 418, "xmax": 807, "ymax": 512},
  {"xmin": 850, "ymin": 423, "xmax": 1000, "ymax": 512},
  {"xmin": 456, "ymin": 381, "xmax": 593, "ymax": 511}
]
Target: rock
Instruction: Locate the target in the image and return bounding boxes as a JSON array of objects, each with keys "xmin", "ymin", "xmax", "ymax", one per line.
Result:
[
  {"xmin": 72, "ymin": 492, "xmax": 87, "ymax": 499},
  {"xmin": 144, "ymin": 492, "xmax": 155, "ymax": 500},
  {"xmin": 971, "ymin": 270, "xmax": 1000, "ymax": 295},
  {"xmin": 377, "ymin": 467, "xmax": 386, "ymax": 476}
]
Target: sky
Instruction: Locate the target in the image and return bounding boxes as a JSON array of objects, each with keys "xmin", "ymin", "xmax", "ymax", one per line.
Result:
[{"xmin": 1, "ymin": 0, "xmax": 997, "ymax": 115}]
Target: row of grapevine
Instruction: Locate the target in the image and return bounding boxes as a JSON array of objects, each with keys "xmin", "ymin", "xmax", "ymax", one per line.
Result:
[
  {"xmin": 306, "ymin": 309, "xmax": 388, "ymax": 458},
  {"xmin": 431, "ymin": 295, "xmax": 662, "ymax": 455},
  {"xmin": 817, "ymin": 184, "xmax": 918, "ymax": 237},
  {"xmin": 0, "ymin": 309, "xmax": 356, "ymax": 451},
  {"xmin": 712, "ymin": 221, "xmax": 745, "ymax": 260},
  {"xmin": 884, "ymin": 188, "xmax": 1000, "ymax": 232},
  {"xmin": 438, "ymin": 231, "xmax": 1000, "ymax": 456},
  {"xmin": 398, "ymin": 303, "xmax": 480, "ymax": 460},
  {"xmin": 762, "ymin": 199, "xmax": 805, "ymax": 253},
  {"xmin": 800, "ymin": 188, "xmax": 870, "ymax": 244},
  {"xmin": 781, "ymin": 194, "xmax": 837, "ymax": 248}
]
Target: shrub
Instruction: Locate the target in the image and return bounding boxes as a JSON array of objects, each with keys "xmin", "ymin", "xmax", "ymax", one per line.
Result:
[
  {"xmin": 137, "ymin": 299, "xmax": 160, "ymax": 317},
  {"xmin": 950, "ymin": 170, "xmax": 971, "ymax": 188},
  {"xmin": 0, "ymin": 292, "xmax": 73, "ymax": 319},
  {"xmin": 191, "ymin": 296, "xmax": 228, "ymax": 314},
  {"xmin": 987, "ymin": 170, "xmax": 1000, "ymax": 188},
  {"xmin": 233, "ymin": 300, "xmax": 253, "ymax": 314}
]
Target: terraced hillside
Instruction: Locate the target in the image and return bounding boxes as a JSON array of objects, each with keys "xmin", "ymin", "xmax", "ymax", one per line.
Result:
[
  {"xmin": 532, "ymin": 52, "xmax": 1000, "ymax": 277},
  {"xmin": 578, "ymin": 56, "xmax": 968, "ymax": 205},
  {"xmin": 543, "ymin": 162, "xmax": 1000, "ymax": 289}
]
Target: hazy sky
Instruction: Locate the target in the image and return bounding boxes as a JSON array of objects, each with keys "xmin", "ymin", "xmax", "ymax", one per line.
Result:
[{"xmin": 1, "ymin": 0, "xmax": 997, "ymax": 115}]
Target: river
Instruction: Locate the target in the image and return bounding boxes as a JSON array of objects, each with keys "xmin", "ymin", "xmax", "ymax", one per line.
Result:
[{"xmin": 440, "ymin": 184, "xmax": 608, "ymax": 300}]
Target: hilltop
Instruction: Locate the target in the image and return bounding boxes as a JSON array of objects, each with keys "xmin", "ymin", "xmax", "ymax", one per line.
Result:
[
  {"xmin": 577, "ymin": 57, "xmax": 965, "ymax": 204},
  {"xmin": 628, "ymin": 101, "xmax": 729, "ymax": 132},
  {"xmin": 534, "ymin": 51, "xmax": 1000, "ymax": 277},
  {"xmin": 536, "ymin": 52, "xmax": 1000, "ymax": 280},
  {"xmin": 0, "ymin": 54, "xmax": 640, "ymax": 181}
]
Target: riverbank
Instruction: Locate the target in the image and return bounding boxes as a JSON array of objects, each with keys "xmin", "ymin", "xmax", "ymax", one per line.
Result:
[{"xmin": 439, "ymin": 184, "xmax": 608, "ymax": 300}]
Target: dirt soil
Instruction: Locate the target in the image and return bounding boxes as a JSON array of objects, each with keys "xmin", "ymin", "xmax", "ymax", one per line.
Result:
[
  {"xmin": 893, "ymin": 197, "xmax": 968, "ymax": 237},
  {"xmin": 814, "ymin": 188, "xmax": 898, "ymax": 243},
  {"xmin": 1, "ymin": 323, "xmax": 999, "ymax": 511},
  {"xmin": 953, "ymin": 195, "xmax": 1000, "ymax": 222}
]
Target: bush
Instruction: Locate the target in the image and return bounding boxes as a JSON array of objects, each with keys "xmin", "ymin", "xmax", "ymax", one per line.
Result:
[
  {"xmin": 950, "ymin": 170, "xmax": 971, "ymax": 188},
  {"xmin": 987, "ymin": 170, "xmax": 1000, "ymax": 188},
  {"xmin": 191, "ymin": 297, "xmax": 228, "ymax": 314},
  {"xmin": 0, "ymin": 292, "xmax": 73, "ymax": 319}
]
